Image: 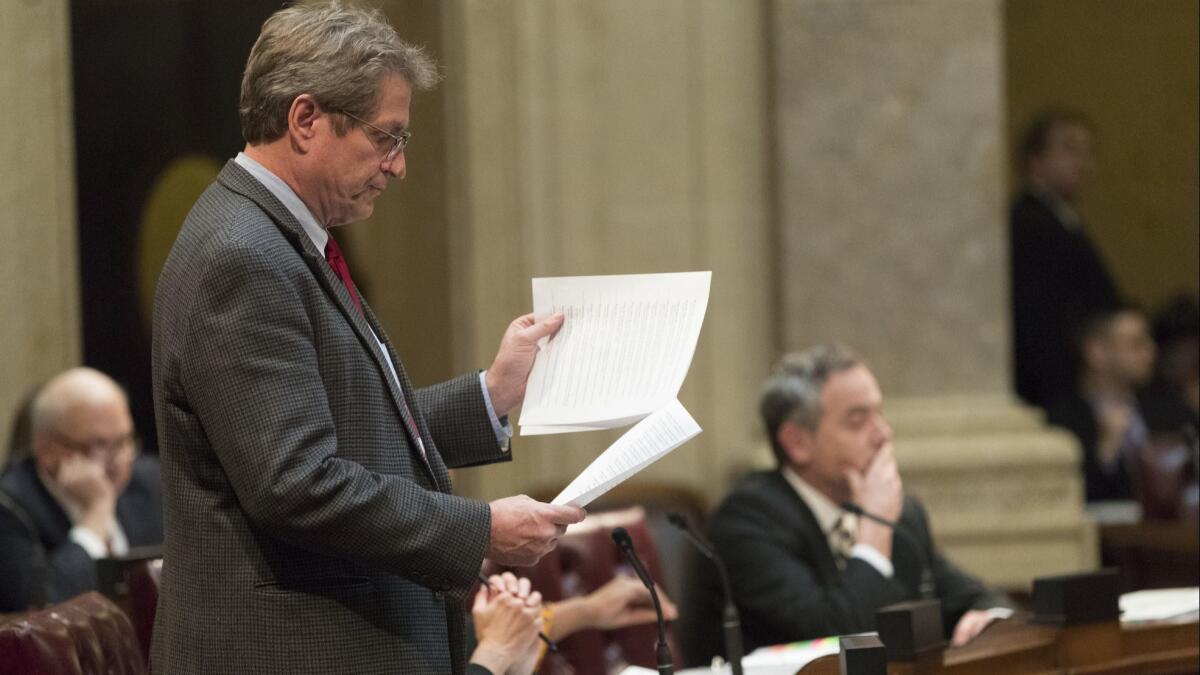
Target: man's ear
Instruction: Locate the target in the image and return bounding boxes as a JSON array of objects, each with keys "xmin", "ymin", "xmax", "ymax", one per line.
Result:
[
  {"xmin": 32, "ymin": 436, "xmax": 61, "ymax": 476},
  {"xmin": 777, "ymin": 420, "xmax": 815, "ymax": 468},
  {"xmin": 287, "ymin": 94, "xmax": 322, "ymax": 150}
]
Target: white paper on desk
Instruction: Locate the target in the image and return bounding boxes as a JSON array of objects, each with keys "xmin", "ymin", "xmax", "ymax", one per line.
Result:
[
  {"xmin": 1120, "ymin": 587, "xmax": 1200, "ymax": 623},
  {"xmin": 519, "ymin": 271, "xmax": 711, "ymax": 433},
  {"xmin": 552, "ymin": 400, "xmax": 700, "ymax": 507}
]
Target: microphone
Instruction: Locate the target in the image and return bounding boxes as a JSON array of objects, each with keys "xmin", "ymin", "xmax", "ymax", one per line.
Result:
[
  {"xmin": 667, "ymin": 512, "xmax": 743, "ymax": 675},
  {"xmin": 840, "ymin": 502, "xmax": 935, "ymax": 600},
  {"xmin": 612, "ymin": 527, "xmax": 673, "ymax": 675}
]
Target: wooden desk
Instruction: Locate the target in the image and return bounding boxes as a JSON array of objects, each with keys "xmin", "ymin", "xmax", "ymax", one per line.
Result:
[{"xmin": 798, "ymin": 617, "xmax": 1198, "ymax": 675}]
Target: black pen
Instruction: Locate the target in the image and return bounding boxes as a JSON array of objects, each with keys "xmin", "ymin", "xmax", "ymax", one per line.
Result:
[{"xmin": 476, "ymin": 573, "xmax": 557, "ymax": 652}]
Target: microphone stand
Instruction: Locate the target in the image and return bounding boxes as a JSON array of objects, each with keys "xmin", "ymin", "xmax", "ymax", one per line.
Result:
[
  {"xmin": 667, "ymin": 512, "xmax": 743, "ymax": 675},
  {"xmin": 841, "ymin": 502, "xmax": 936, "ymax": 600},
  {"xmin": 612, "ymin": 527, "xmax": 673, "ymax": 675}
]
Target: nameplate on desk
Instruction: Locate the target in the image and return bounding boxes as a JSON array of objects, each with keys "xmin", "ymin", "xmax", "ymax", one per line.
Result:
[
  {"xmin": 876, "ymin": 599, "xmax": 946, "ymax": 661},
  {"xmin": 1032, "ymin": 568, "xmax": 1120, "ymax": 625},
  {"xmin": 838, "ymin": 632, "xmax": 887, "ymax": 675}
]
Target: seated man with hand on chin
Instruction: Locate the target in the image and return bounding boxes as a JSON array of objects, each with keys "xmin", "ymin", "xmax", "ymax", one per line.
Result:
[
  {"xmin": 692, "ymin": 345, "xmax": 1007, "ymax": 664},
  {"xmin": 0, "ymin": 367, "xmax": 162, "ymax": 612}
]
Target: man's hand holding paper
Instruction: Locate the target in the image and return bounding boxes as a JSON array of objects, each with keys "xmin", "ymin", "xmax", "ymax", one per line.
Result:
[{"xmin": 485, "ymin": 312, "xmax": 566, "ymax": 416}]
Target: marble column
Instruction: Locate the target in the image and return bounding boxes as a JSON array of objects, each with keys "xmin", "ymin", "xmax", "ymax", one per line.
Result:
[
  {"xmin": 436, "ymin": 0, "xmax": 776, "ymax": 505},
  {"xmin": 770, "ymin": 0, "xmax": 1095, "ymax": 587},
  {"xmin": 0, "ymin": 0, "xmax": 81, "ymax": 465}
]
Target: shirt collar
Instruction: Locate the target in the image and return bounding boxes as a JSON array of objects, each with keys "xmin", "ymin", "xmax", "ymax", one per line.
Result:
[
  {"xmin": 781, "ymin": 464, "xmax": 852, "ymax": 534},
  {"xmin": 1028, "ymin": 179, "xmax": 1082, "ymax": 231},
  {"xmin": 234, "ymin": 152, "xmax": 329, "ymax": 257}
]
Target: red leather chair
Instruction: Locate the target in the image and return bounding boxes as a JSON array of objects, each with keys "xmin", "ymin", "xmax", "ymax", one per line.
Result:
[
  {"xmin": 0, "ymin": 591, "xmax": 145, "ymax": 674},
  {"xmin": 483, "ymin": 507, "xmax": 680, "ymax": 675},
  {"xmin": 125, "ymin": 558, "xmax": 162, "ymax": 663}
]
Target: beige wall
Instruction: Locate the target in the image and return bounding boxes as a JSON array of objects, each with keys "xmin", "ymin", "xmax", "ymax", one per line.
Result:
[
  {"xmin": 0, "ymin": 0, "xmax": 80, "ymax": 465},
  {"xmin": 1006, "ymin": 0, "xmax": 1200, "ymax": 309}
]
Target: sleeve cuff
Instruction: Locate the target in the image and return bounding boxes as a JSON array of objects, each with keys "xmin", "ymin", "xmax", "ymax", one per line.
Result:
[
  {"xmin": 850, "ymin": 543, "xmax": 894, "ymax": 578},
  {"xmin": 986, "ymin": 607, "xmax": 1014, "ymax": 620},
  {"xmin": 69, "ymin": 526, "xmax": 108, "ymax": 559},
  {"xmin": 478, "ymin": 371, "xmax": 512, "ymax": 452}
]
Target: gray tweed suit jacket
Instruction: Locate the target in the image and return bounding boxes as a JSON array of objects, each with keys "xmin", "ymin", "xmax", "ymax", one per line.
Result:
[{"xmin": 151, "ymin": 161, "xmax": 508, "ymax": 674}]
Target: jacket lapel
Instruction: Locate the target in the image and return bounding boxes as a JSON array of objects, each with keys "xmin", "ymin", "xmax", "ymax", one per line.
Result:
[
  {"xmin": 215, "ymin": 162, "xmax": 438, "ymax": 486},
  {"xmin": 768, "ymin": 471, "xmax": 843, "ymax": 583}
]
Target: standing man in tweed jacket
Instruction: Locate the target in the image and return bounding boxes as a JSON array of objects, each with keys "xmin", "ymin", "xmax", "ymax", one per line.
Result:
[{"xmin": 151, "ymin": 3, "xmax": 584, "ymax": 673}]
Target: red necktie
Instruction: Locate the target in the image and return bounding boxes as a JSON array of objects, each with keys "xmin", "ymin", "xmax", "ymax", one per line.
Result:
[
  {"xmin": 324, "ymin": 234, "xmax": 427, "ymax": 460},
  {"xmin": 325, "ymin": 235, "xmax": 363, "ymax": 314}
]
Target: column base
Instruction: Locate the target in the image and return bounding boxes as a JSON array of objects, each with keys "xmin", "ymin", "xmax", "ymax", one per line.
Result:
[{"xmin": 887, "ymin": 394, "xmax": 1097, "ymax": 590}]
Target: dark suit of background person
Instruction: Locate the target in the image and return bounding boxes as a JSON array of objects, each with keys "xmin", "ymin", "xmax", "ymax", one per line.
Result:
[
  {"xmin": 1010, "ymin": 110, "xmax": 1119, "ymax": 409},
  {"xmin": 149, "ymin": 5, "xmax": 581, "ymax": 674},
  {"xmin": 0, "ymin": 454, "xmax": 161, "ymax": 611},
  {"xmin": 685, "ymin": 347, "xmax": 1000, "ymax": 666}
]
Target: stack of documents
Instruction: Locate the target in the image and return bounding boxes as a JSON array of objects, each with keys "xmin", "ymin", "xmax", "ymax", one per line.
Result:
[{"xmin": 517, "ymin": 272, "xmax": 711, "ymax": 507}]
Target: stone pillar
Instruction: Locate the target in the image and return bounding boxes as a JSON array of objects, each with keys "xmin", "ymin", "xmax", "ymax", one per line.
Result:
[
  {"xmin": 770, "ymin": 0, "xmax": 1095, "ymax": 587},
  {"xmin": 0, "ymin": 0, "xmax": 81, "ymax": 465},
  {"xmin": 437, "ymin": 0, "xmax": 775, "ymax": 505}
]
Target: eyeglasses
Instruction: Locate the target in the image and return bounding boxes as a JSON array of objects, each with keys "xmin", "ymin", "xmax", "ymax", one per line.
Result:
[
  {"xmin": 51, "ymin": 431, "xmax": 141, "ymax": 464},
  {"xmin": 339, "ymin": 110, "xmax": 411, "ymax": 163}
]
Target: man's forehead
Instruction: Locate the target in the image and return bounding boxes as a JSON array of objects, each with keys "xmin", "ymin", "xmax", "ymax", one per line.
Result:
[{"xmin": 820, "ymin": 365, "xmax": 878, "ymax": 413}]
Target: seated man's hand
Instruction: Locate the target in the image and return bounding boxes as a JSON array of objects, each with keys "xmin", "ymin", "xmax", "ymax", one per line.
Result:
[
  {"xmin": 488, "ymin": 496, "xmax": 585, "ymax": 566},
  {"xmin": 55, "ymin": 454, "xmax": 117, "ymax": 539},
  {"xmin": 470, "ymin": 583, "xmax": 543, "ymax": 675},
  {"xmin": 951, "ymin": 609, "xmax": 998, "ymax": 646},
  {"xmin": 485, "ymin": 312, "xmax": 565, "ymax": 417},
  {"xmin": 846, "ymin": 443, "xmax": 903, "ymax": 523}
]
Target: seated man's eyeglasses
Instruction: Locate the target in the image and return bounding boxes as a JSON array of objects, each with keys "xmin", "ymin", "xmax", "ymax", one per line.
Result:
[
  {"xmin": 339, "ymin": 110, "xmax": 411, "ymax": 163},
  {"xmin": 51, "ymin": 431, "xmax": 141, "ymax": 465}
]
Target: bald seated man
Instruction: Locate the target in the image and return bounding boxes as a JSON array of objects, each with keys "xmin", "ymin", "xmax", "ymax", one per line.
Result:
[{"xmin": 0, "ymin": 368, "xmax": 162, "ymax": 611}]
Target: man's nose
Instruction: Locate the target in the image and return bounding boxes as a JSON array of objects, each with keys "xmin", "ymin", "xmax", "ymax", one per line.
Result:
[
  {"xmin": 874, "ymin": 415, "xmax": 893, "ymax": 444},
  {"xmin": 382, "ymin": 151, "xmax": 406, "ymax": 180}
]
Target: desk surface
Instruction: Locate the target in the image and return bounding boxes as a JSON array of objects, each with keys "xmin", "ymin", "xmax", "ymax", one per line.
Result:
[{"xmin": 800, "ymin": 616, "xmax": 1199, "ymax": 675}]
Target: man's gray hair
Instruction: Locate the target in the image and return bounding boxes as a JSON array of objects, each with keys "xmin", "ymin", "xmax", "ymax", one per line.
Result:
[
  {"xmin": 760, "ymin": 344, "xmax": 863, "ymax": 466},
  {"xmin": 239, "ymin": 0, "xmax": 441, "ymax": 144}
]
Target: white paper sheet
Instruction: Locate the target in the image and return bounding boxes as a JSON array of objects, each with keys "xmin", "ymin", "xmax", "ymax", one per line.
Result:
[
  {"xmin": 1120, "ymin": 587, "xmax": 1200, "ymax": 623},
  {"xmin": 552, "ymin": 400, "xmax": 700, "ymax": 507},
  {"xmin": 519, "ymin": 271, "xmax": 711, "ymax": 433}
]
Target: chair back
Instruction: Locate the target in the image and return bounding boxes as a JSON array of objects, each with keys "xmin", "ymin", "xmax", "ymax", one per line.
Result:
[{"xmin": 0, "ymin": 591, "xmax": 145, "ymax": 674}]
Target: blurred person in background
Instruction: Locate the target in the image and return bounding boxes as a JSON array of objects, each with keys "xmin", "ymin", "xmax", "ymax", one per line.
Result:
[
  {"xmin": 1046, "ymin": 305, "xmax": 1156, "ymax": 503},
  {"xmin": 1010, "ymin": 108, "xmax": 1120, "ymax": 410},
  {"xmin": 0, "ymin": 367, "xmax": 162, "ymax": 612}
]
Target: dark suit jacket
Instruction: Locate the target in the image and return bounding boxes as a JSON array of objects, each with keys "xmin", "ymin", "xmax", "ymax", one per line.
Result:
[
  {"xmin": 688, "ymin": 470, "xmax": 996, "ymax": 665},
  {"xmin": 1010, "ymin": 190, "xmax": 1119, "ymax": 409},
  {"xmin": 0, "ymin": 454, "xmax": 162, "ymax": 612},
  {"xmin": 1045, "ymin": 391, "xmax": 1133, "ymax": 502},
  {"xmin": 150, "ymin": 161, "xmax": 509, "ymax": 674}
]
